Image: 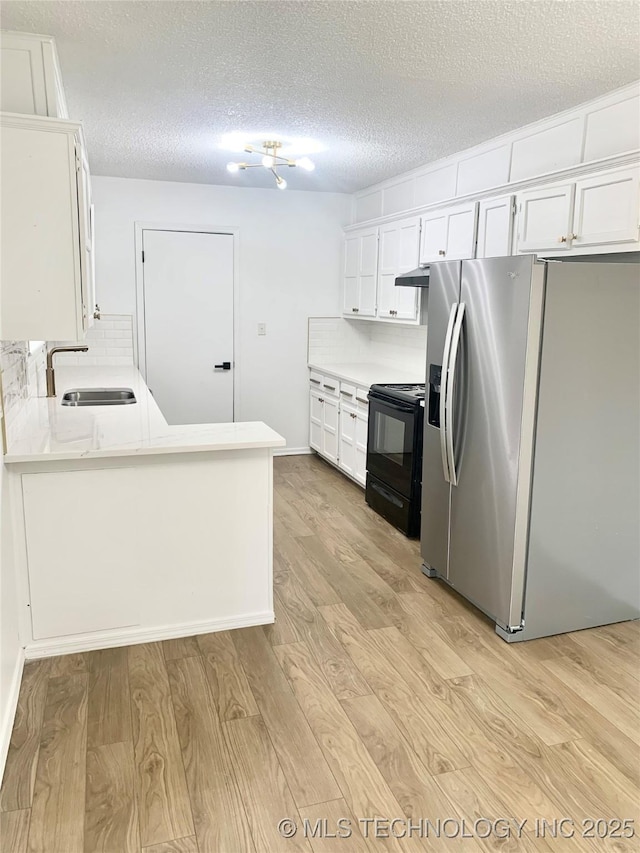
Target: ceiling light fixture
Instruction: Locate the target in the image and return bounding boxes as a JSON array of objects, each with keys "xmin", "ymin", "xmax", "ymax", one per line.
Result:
[{"xmin": 226, "ymin": 140, "xmax": 314, "ymax": 189}]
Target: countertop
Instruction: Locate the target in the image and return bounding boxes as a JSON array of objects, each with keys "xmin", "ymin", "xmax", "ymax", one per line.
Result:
[
  {"xmin": 308, "ymin": 361, "xmax": 425, "ymax": 389},
  {"xmin": 4, "ymin": 366, "xmax": 285, "ymax": 464}
]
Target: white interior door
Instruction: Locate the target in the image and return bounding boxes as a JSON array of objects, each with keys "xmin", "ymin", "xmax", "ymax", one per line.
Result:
[{"xmin": 142, "ymin": 229, "xmax": 234, "ymax": 425}]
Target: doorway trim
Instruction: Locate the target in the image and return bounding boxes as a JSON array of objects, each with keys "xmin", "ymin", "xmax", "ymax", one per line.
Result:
[{"xmin": 134, "ymin": 222, "xmax": 241, "ymax": 421}]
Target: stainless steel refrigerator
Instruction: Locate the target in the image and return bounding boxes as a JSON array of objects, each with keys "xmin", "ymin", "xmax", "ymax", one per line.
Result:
[{"xmin": 421, "ymin": 255, "xmax": 640, "ymax": 642}]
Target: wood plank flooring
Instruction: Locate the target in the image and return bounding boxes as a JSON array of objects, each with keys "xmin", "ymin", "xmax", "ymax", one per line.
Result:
[{"xmin": 1, "ymin": 454, "xmax": 638, "ymax": 852}]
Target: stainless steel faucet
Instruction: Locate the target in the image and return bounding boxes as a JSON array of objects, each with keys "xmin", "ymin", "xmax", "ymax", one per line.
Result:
[{"xmin": 46, "ymin": 346, "xmax": 89, "ymax": 397}]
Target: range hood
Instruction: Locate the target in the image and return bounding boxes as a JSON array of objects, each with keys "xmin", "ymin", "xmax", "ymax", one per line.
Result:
[{"xmin": 395, "ymin": 265, "xmax": 430, "ymax": 287}]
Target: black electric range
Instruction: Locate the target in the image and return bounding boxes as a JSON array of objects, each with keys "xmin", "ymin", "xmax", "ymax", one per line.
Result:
[{"xmin": 365, "ymin": 383, "xmax": 426, "ymax": 538}]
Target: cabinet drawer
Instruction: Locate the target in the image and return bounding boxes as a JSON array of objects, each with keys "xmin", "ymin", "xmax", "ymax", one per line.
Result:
[
  {"xmin": 309, "ymin": 370, "xmax": 323, "ymax": 386},
  {"xmin": 356, "ymin": 387, "xmax": 370, "ymax": 411},
  {"xmin": 321, "ymin": 376, "xmax": 339, "ymax": 396},
  {"xmin": 340, "ymin": 382, "xmax": 357, "ymax": 400}
]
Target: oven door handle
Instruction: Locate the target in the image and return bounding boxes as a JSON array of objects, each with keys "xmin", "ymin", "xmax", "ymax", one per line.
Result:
[
  {"xmin": 368, "ymin": 397, "xmax": 415, "ymax": 415},
  {"xmin": 439, "ymin": 303, "xmax": 458, "ymax": 484},
  {"xmin": 445, "ymin": 301, "xmax": 465, "ymax": 487}
]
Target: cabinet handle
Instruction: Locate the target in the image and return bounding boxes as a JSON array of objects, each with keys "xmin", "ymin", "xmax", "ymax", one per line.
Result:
[
  {"xmin": 558, "ymin": 235, "xmax": 567, "ymax": 243},
  {"xmin": 324, "ymin": 385, "xmax": 336, "ymax": 391},
  {"xmin": 318, "ymin": 397, "xmax": 324, "ymax": 403},
  {"xmin": 438, "ymin": 249, "xmax": 446, "ymax": 256},
  {"xmin": 570, "ymin": 233, "xmax": 578, "ymax": 241}
]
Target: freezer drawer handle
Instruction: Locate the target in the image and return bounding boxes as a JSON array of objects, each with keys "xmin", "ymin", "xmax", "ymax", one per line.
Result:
[
  {"xmin": 439, "ymin": 303, "xmax": 458, "ymax": 483},
  {"xmin": 445, "ymin": 302, "xmax": 466, "ymax": 486}
]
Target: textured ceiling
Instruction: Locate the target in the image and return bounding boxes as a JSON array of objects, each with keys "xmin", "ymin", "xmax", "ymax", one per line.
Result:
[{"xmin": 2, "ymin": 1, "xmax": 639, "ymax": 192}]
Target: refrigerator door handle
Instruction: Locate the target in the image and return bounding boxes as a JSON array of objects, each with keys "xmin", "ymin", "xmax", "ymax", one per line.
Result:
[
  {"xmin": 445, "ymin": 301, "xmax": 466, "ymax": 486},
  {"xmin": 439, "ymin": 303, "xmax": 459, "ymax": 483}
]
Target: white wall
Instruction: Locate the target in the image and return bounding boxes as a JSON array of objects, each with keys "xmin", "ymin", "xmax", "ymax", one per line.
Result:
[{"xmin": 92, "ymin": 177, "xmax": 350, "ymax": 451}]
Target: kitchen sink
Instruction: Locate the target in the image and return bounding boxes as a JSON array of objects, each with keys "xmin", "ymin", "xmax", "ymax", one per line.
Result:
[{"xmin": 60, "ymin": 388, "xmax": 137, "ymax": 407}]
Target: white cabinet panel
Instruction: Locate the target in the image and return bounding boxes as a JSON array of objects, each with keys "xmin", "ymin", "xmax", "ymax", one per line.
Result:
[
  {"xmin": 354, "ymin": 409, "xmax": 368, "ymax": 487},
  {"xmin": 510, "ymin": 118, "xmax": 583, "ymax": 182},
  {"xmin": 0, "ymin": 114, "xmax": 91, "ymax": 340},
  {"xmin": 310, "ymin": 388, "xmax": 323, "ymax": 452},
  {"xmin": 584, "ymin": 97, "xmax": 640, "ymax": 163},
  {"xmin": 339, "ymin": 402, "xmax": 357, "ymax": 478},
  {"xmin": 342, "ymin": 227, "xmax": 378, "ymax": 318},
  {"xmin": 0, "ymin": 32, "xmax": 67, "ymax": 118},
  {"xmin": 322, "ymin": 395, "xmax": 339, "ymax": 464},
  {"xmin": 446, "ymin": 202, "xmax": 478, "ymax": 260},
  {"xmin": 419, "ymin": 210, "xmax": 448, "ymax": 263},
  {"xmin": 476, "ymin": 195, "xmax": 515, "ymax": 258},
  {"xmin": 420, "ymin": 202, "xmax": 477, "ymax": 263},
  {"xmin": 23, "ymin": 469, "xmax": 140, "ymax": 639},
  {"xmin": 377, "ymin": 217, "xmax": 420, "ymax": 321},
  {"xmin": 572, "ymin": 168, "xmax": 640, "ymax": 248},
  {"xmin": 516, "ymin": 184, "xmax": 575, "ymax": 253}
]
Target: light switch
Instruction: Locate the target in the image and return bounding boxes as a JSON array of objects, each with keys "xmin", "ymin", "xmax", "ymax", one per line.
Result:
[{"xmin": 258, "ymin": 323, "xmax": 266, "ymax": 336}]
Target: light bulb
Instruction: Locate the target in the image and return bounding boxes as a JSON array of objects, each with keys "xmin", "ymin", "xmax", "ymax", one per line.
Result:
[
  {"xmin": 296, "ymin": 157, "xmax": 315, "ymax": 172},
  {"xmin": 226, "ymin": 162, "xmax": 240, "ymax": 173},
  {"xmin": 262, "ymin": 154, "xmax": 275, "ymax": 168},
  {"xmin": 276, "ymin": 176, "xmax": 287, "ymax": 190}
]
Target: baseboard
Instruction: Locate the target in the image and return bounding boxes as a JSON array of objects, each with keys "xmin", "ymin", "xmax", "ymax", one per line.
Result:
[
  {"xmin": 0, "ymin": 645, "xmax": 25, "ymax": 783},
  {"xmin": 272, "ymin": 447, "xmax": 312, "ymax": 457},
  {"xmin": 23, "ymin": 610, "xmax": 275, "ymax": 660}
]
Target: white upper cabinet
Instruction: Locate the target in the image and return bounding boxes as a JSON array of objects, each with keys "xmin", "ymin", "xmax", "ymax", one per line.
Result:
[
  {"xmin": 418, "ymin": 209, "xmax": 448, "ymax": 262},
  {"xmin": 0, "ymin": 114, "xmax": 93, "ymax": 340},
  {"xmin": 342, "ymin": 227, "xmax": 378, "ymax": 317},
  {"xmin": 516, "ymin": 183, "xmax": 575, "ymax": 253},
  {"xmin": 476, "ymin": 194, "xmax": 515, "ymax": 258},
  {"xmin": 516, "ymin": 165, "xmax": 640, "ymax": 255},
  {"xmin": 1, "ymin": 31, "xmax": 68, "ymax": 118},
  {"xmin": 377, "ymin": 217, "xmax": 420, "ymax": 321},
  {"xmin": 572, "ymin": 167, "xmax": 640, "ymax": 248},
  {"xmin": 419, "ymin": 201, "xmax": 478, "ymax": 263}
]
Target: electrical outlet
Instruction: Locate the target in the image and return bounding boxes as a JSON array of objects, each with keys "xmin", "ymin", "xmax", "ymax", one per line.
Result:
[{"xmin": 257, "ymin": 323, "xmax": 266, "ymax": 336}]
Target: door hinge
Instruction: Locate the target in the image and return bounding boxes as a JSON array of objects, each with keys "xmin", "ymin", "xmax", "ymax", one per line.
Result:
[
  {"xmin": 512, "ymin": 201, "xmax": 518, "ymax": 216},
  {"xmin": 141, "ymin": 250, "xmax": 145, "ymax": 263}
]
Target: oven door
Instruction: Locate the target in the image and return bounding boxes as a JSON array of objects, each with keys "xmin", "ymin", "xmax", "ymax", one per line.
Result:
[{"xmin": 366, "ymin": 396, "xmax": 417, "ymax": 498}]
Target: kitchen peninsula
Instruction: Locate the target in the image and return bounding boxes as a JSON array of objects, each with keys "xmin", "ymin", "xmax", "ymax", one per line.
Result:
[{"xmin": 4, "ymin": 365, "xmax": 285, "ymax": 659}]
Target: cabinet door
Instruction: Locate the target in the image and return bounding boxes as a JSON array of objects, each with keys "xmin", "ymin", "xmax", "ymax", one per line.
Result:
[
  {"xmin": 446, "ymin": 202, "xmax": 478, "ymax": 260},
  {"xmin": 377, "ymin": 218, "xmax": 420, "ymax": 321},
  {"xmin": 322, "ymin": 395, "xmax": 339, "ymax": 464},
  {"xmin": 377, "ymin": 223, "xmax": 400, "ymax": 318},
  {"xmin": 476, "ymin": 195, "xmax": 515, "ymax": 258},
  {"xmin": 517, "ymin": 184, "xmax": 575, "ymax": 252},
  {"xmin": 1, "ymin": 34, "xmax": 49, "ymax": 115},
  {"xmin": 419, "ymin": 211, "xmax": 448, "ymax": 263},
  {"xmin": 573, "ymin": 168, "xmax": 640, "ymax": 248},
  {"xmin": 339, "ymin": 403, "xmax": 357, "ymax": 477},
  {"xmin": 354, "ymin": 410, "xmax": 368, "ymax": 487},
  {"xmin": 358, "ymin": 229, "xmax": 378, "ymax": 317},
  {"xmin": 395, "ymin": 219, "xmax": 420, "ymax": 320},
  {"xmin": 310, "ymin": 388, "xmax": 323, "ymax": 452},
  {"xmin": 343, "ymin": 233, "xmax": 360, "ymax": 315},
  {"xmin": 76, "ymin": 148, "xmax": 95, "ymax": 332}
]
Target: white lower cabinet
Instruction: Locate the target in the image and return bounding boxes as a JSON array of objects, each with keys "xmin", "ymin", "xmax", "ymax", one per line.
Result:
[
  {"xmin": 310, "ymin": 374, "xmax": 369, "ymax": 487},
  {"xmin": 309, "ymin": 386, "xmax": 339, "ymax": 465}
]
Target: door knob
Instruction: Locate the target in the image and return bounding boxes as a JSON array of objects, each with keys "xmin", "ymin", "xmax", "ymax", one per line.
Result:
[{"xmin": 214, "ymin": 361, "xmax": 231, "ymax": 370}]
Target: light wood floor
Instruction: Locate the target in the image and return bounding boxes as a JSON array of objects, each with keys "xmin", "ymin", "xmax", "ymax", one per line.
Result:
[{"xmin": 1, "ymin": 454, "xmax": 639, "ymax": 853}]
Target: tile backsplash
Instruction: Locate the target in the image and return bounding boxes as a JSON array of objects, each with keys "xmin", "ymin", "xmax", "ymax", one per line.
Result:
[
  {"xmin": 50, "ymin": 314, "xmax": 134, "ymax": 366},
  {"xmin": 308, "ymin": 317, "xmax": 428, "ymax": 375},
  {"xmin": 0, "ymin": 340, "xmax": 46, "ymax": 448}
]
